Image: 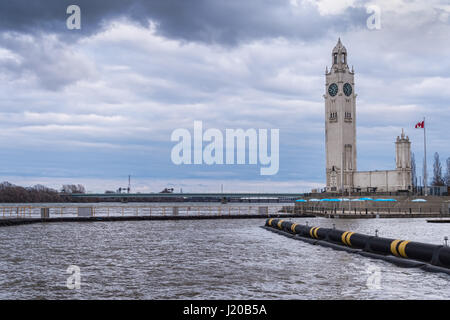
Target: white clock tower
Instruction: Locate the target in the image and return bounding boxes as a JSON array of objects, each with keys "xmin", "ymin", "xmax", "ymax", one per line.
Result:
[{"xmin": 325, "ymin": 38, "xmax": 357, "ymax": 192}]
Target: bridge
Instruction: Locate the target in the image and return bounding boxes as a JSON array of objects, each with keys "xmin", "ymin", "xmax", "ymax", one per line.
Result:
[{"xmin": 69, "ymin": 192, "xmax": 305, "ymax": 202}]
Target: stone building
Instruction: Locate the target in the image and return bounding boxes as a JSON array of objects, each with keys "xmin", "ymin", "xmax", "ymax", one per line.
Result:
[{"xmin": 324, "ymin": 39, "xmax": 412, "ymax": 192}]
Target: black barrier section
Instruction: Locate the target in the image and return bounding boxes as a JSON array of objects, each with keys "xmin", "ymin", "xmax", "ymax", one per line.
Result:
[
  {"xmin": 327, "ymin": 229, "xmax": 349, "ymax": 244},
  {"xmin": 265, "ymin": 218, "xmax": 450, "ymax": 269},
  {"xmin": 287, "ymin": 221, "xmax": 329, "ymax": 240},
  {"xmin": 405, "ymin": 242, "xmax": 436, "ymax": 261},
  {"xmin": 439, "ymin": 247, "xmax": 450, "ymax": 266},
  {"xmin": 293, "ymin": 224, "xmax": 310, "ymax": 237},
  {"xmin": 348, "ymin": 233, "xmax": 372, "ymax": 249},
  {"xmin": 315, "ymin": 227, "xmax": 329, "ymax": 240},
  {"xmin": 281, "ymin": 221, "xmax": 292, "ymax": 232},
  {"xmin": 366, "ymin": 236, "xmax": 395, "ymax": 255}
]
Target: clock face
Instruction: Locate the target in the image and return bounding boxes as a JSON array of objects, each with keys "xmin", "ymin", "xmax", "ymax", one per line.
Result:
[
  {"xmin": 343, "ymin": 83, "xmax": 352, "ymax": 96},
  {"xmin": 328, "ymin": 83, "xmax": 338, "ymax": 96}
]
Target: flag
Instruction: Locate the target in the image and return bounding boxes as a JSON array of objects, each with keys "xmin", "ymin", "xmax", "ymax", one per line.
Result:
[{"xmin": 415, "ymin": 120, "xmax": 424, "ymax": 128}]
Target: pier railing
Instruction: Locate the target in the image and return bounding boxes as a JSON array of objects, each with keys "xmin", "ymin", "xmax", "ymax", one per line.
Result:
[
  {"xmin": 285, "ymin": 204, "xmax": 450, "ymax": 218},
  {"xmin": 0, "ymin": 204, "xmax": 294, "ymax": 220}
]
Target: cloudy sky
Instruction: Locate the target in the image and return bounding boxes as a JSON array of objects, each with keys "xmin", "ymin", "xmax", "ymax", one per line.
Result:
[{"xmin": 0, "ymin": 0, "xmax": 448, "ymax": 193}]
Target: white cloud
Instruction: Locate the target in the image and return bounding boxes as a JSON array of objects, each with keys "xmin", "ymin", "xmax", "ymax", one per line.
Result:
[
  {"xmin": 306, "ymin": 0, "xmax": 358, "ymax": 15},
  {"xmin": 0, "ymin": 32, "xmax": 98, "ymax": 90}
]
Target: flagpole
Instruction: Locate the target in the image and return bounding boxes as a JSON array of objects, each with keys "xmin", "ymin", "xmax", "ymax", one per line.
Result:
[
  {"xmin": 423, "ymin": 117, "xmax": 427, "ymax": 196},
  {"xmin": 341, "ymin": 149, "xmax": 344, "ymax": 196}
]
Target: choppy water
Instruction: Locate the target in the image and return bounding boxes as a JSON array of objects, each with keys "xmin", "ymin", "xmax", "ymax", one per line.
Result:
[{"xmin": 0, "ymin": 211, "xmax": 449, "ymax": 299}]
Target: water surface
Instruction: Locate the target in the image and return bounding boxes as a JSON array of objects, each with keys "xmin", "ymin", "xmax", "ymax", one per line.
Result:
[{"xmin": 0, "ymin": 214, "xmax": 449, "ymax": 299}]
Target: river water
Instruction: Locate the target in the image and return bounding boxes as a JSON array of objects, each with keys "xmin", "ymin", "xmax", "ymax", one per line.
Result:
[{"xmin": 0, "ymin": 208, "xmax": 449, "ymax": 299}]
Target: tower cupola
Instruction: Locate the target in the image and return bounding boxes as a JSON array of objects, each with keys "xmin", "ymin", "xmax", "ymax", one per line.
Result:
[{"xmin": 332, "ymin": 38, "xmax": 348, "ymax": 69}]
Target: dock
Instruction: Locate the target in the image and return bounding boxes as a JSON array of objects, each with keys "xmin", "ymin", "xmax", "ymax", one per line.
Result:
[
  {"xmin": 285, "ymin": 197, "xmax": 450, "ymax": 219},
  {"xmin": 304, "ymin": 211, "xmax": 450, "ymax": 219},
  {"xmin": 427, "ymin": 219, "xmax": 450, "ymax": 223}
]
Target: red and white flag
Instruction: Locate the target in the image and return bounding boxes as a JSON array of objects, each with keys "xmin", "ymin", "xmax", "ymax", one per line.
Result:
[{"xmin": 415, "ymin": 120, "xmax": 424, "ymax": 128}]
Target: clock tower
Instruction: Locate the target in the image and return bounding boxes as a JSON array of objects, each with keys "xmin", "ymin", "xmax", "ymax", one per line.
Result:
[{"xmin": 325, "ymin": 38, "xmax": 357, "ymax": 192}]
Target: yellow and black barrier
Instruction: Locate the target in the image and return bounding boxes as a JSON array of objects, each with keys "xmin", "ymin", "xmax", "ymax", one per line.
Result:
[{"xmin": 264, "ymin": 218, "xmax": 450, "ymax": 273}]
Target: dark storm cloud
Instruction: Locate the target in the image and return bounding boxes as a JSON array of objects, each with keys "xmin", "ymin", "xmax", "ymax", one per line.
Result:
[
  {"xmin": 0, "ymin": 0, "xmax": 367, "ymax": 45},
  {"xmin": 0, "ymin": 0, "xmax": 138, "ymax": 36}
]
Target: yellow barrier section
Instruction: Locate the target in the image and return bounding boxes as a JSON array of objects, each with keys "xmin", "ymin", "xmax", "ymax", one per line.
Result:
[
  {"xmin": 341, "ymin": 231, "xmax": 350, "ymax": 245},
  {"xmin": 290, "ymin": 223, "xmax": 298, "ymax": 233},
  {"xmin": 398, "ymin": 241, "xmax": 410, "ymax": 258},
  {"xmin": 345, "ymin": 232, "xmax": 354, "ymax": 246},
  {"xmin": 277, "ymin": 220, "xmax": 284, "ymax": 229},
  {"xmin": 313, "ymin": 227, "xmax": 320, "ymax": 239},
  {"xmin": 309, "ymin": 227, "xmax": 320, "ymax": 239},
  {"xmin": 390, "ymin": 239, "xmax": 402, "ymax": 257},
  {"xmin": 341, "ymin": 231, "xmax": 355, "ymax": 246},
  {"xmin": 268, "ymin": 218, "xmax": 274, "ymax": 226}
]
